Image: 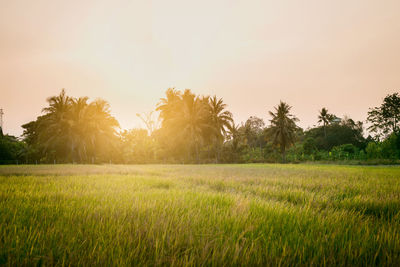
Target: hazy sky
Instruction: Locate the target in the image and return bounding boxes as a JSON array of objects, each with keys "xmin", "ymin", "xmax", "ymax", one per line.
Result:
[{"xmin": 1, "ymin": 0, "xmax": 399, "ymax": 136}]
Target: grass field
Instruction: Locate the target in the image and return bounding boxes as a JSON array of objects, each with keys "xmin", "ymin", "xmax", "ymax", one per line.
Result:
[{"xmin": 1, "ymin": 164, "xmax": 400, "ymax": 266}]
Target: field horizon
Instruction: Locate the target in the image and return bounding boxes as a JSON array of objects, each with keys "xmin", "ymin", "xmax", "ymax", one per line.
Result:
[{"xmin": 1, "ymin": 164, "xmax": 400, "ymax": 266}]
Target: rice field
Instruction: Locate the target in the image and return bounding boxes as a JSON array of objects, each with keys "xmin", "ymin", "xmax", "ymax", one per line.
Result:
[{"xmin": 1, "ymin": 164, "xmax": 400, "ymax": 266}]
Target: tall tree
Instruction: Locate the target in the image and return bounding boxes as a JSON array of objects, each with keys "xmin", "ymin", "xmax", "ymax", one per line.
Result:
[
  {"xmin": 228, "ymin": 123, "xmax": 242, "ymax": 153},
  {"xmin": 208, "ymin": 96, "xmax": 233, "ymax": 162},
  {"xmin": 243, "ymin": 116, "xmax": 265, "ymax": 149},
  {"xmin": 318, "ymin": 107, "xmax": 330, "ymax": 137},
  {"xmin": 156, "ymin": 88, "xmax": 181, "ymax": 124},
  {"xmin": 68, "ymin": 96, "xmax": 89, "ymax": 161},
  {"xmin": 178, "ymin": 90, "xmax": 209, "ymax": 162},
  {"xmin": 22, "ymin": 90, "xmax": 119, "ymax": 163},
  {"xmin": 83, "ymin": 99, "xmax": 120, "ymax": 162},
  {"xmin": 367, "ymin": 92, "xmax": 400, "ymax": 140},
  {"xmin": 268, "ymin": 101, "xmax": 299, "ymax": 162},
  {"xmin": 42, "ymin": 88, "xmax": 71, "ymax": 115},
  {"xmin": 156, "ymin": 88, "xmax": 234, "ymax": 163},
  {"xmin": 156, "ymin": 89, "xmax": 208, "ymax": 162},
  {"xmin": 38, "ymin": 89, "xmax": 73, "ymax": 160}
]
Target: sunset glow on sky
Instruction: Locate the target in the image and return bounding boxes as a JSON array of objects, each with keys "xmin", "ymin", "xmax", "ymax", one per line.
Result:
[{"xmin": 1, "ymin": 0, "xmax": 399, "ymax": 136}]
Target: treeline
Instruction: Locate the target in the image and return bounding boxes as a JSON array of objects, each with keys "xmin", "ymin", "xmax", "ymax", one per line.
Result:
[{"xmin": 1, "ymin": 89, "xmax": 399, "ymax": 164}]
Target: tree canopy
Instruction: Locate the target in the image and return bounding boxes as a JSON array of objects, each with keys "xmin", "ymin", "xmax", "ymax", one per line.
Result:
[
  {"xmin": 367, "ymin": 93, "xmax": 400, "ymax": 140},
  {"xmin": 1, "ymin": 89, "xmax": 399, "ymax": 164},
  {"xmin": 22, "ymin": 89, "xmax": 119, "ymax": 163},
  {"xmin": 267, "ymin": 101, "xmax": 299, "ymax": 162}
]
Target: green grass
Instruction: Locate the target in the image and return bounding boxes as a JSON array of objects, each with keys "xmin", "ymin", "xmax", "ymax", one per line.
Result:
[{"xmin": 1, "ymin": 164, "xmax": 400, "ymax": 266}]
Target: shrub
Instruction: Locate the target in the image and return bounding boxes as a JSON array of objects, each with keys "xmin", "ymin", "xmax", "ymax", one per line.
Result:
[{"xmin": 366, "ymin": 142, "xmax": 382, "ymax": 159}]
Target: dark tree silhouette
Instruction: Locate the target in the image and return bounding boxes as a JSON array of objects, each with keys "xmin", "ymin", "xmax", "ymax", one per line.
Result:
[
  {"xmin": 268, "ymin": 101, "xmax": 299, "ymax": 162},
  {"xmin": 367, "ymin": 92, "xmax": 400, "ymax": 140},
  {"xmin": 318, "ymin": 107, "xmax": 331, "ymax": 137},
  {"xmin": 23, "ymin": 89, "xmax": 119, "ymax": 163},
  {"xmin": 208, "ymin": 96, "xmax": 233, "ymax": 162}
]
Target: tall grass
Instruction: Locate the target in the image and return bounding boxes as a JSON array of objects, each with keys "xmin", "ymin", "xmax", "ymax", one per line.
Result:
[{"xmin": 1, "ymin": 164, "xmax": 399, "ymax": 266}]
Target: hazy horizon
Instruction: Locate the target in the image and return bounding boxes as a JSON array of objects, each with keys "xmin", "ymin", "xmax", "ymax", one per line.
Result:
[{"xmin": 1, "ymin": 0, "xmax": 399, "ymax": 136}]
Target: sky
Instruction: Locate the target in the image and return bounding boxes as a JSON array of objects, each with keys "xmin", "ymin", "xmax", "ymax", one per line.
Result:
[{"xmin": 1, "ymin": 0, "xmax": 399, "ymax": 137}]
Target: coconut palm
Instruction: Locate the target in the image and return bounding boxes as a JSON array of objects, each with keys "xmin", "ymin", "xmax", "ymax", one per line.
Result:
[
  {"xmin": 177, "ymin": 91, "xmax": 209, "ymax": 162},
  {"xmin": 318, "ymin": 107, "xmax": 330, "ymax": 137},
  {"xmin": 36, "ymin": 90, "xmax": 119, "ymax": 163},
  {"xmin": 67, "ymin": 97, "xmax": 89, "ymax": 162},
  {"xmin": 42, "ymin": 89, "xmax": 71, "ymax": 116},
  {"xmin": 156, "ymin": 88, "xmax": 181, "ymax": 123},
  {"xmin": 38, "ymin": 89, "xmax": 72, "ymax": 160},
  {"xmin": 268, "ymin": 101, "xmax": 299, "ymax": 162},
  {"xmin": 84, "ymin": 99, "xmax": 120, "ymax": 162},
  {"xmin": 208, "ymin": 96, "xmax": 233, "ymax": 162},
  {"xmin": 156, "ymin": 88, "xmax": 236, "ymax": 163},
  {"xmin": 157, "ymin": 89, "xmax": 209, "ymax": 162},
  {"xmin": 228, "ymin": 123, "xmax": 241, "ymax": 148}
]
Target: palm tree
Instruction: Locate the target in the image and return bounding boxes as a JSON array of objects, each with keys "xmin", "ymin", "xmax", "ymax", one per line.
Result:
[
  {"xmin": 68, "ymin": 97, "xmax": 89, "ymax": 162},
  {"xmin": 177, "ymin": 92, "xmax": 209, "ymax": 163},
  {"xmin": 208, "ymin": 96, "xmax": 233, "ymax": 162},
  {"xmin": 156, "ymin": 88, "xmax": 181, "ymax": 123},
  {"xmin": 42, "ymin": 89, "xmax": 71, "ymax": 117},
  {"xmin": 157, "ymin": 89, "xmax": 210, "ymax": 163},
  {"xmin": 268, "ymin": 101, "xmax": 299, "ymax": 163},
  {"xmin": 318, "ymin": 107, "xmax": 330, "ymax": 137},
  {"xmin": 227, "ymin": 122, "xmax": 243, "ymax": 161},
  {"xmin": 156, "ymin": 88, "xmax": 187, "ymax": 161},
  {"xmin": 156, "ymin": 88, "xmax": 235, "ymax": 163},
  {"xmin": 39, "ymin": 89, "xmax": 72, "ymax": 160},
  {"xmin": 37, "ymin": 90, "xmax": 119, "ymax": 163},
  {"xmin": 84, "ymin": 99, "xmax": 120, "ymax": 162}
]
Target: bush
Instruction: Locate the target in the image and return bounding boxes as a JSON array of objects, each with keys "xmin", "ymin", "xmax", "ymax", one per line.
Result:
[
  {"xmin": 330, "ymin": 144, "xmax": 359, "ymax": 160},
  {"xmin": 366, "ymin": 142, "xmax": 382, "ymax": 159},
  {"xmin": 381, "ymin": 134, "xmax": 400, "ymax": 159}
]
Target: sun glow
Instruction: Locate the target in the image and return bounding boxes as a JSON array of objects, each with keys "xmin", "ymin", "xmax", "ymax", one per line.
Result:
[{"xmin": 1, "ymin": 1, "xmax": 400, "ymax": 136}]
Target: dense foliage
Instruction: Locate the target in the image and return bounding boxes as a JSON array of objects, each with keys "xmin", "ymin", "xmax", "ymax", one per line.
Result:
[
  {"xmin": 0, "ymin": 131, "xmax": 27, "ymax": 164},
  {"xmin": 1, "ymin": 89, "xmax": 399, "ymax": 164},
  {"xmin": 20, "ymin": 89, "xmax": 120, "ymax": 163},
  {"xmin": 367, "ymin": 93, "xmax": 400, "ymax": 140}
]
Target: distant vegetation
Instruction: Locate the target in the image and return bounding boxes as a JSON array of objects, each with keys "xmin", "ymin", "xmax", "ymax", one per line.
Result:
[{"xmin": 1, "ymin": 89, "xmax": 400, "ymax": 164}]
